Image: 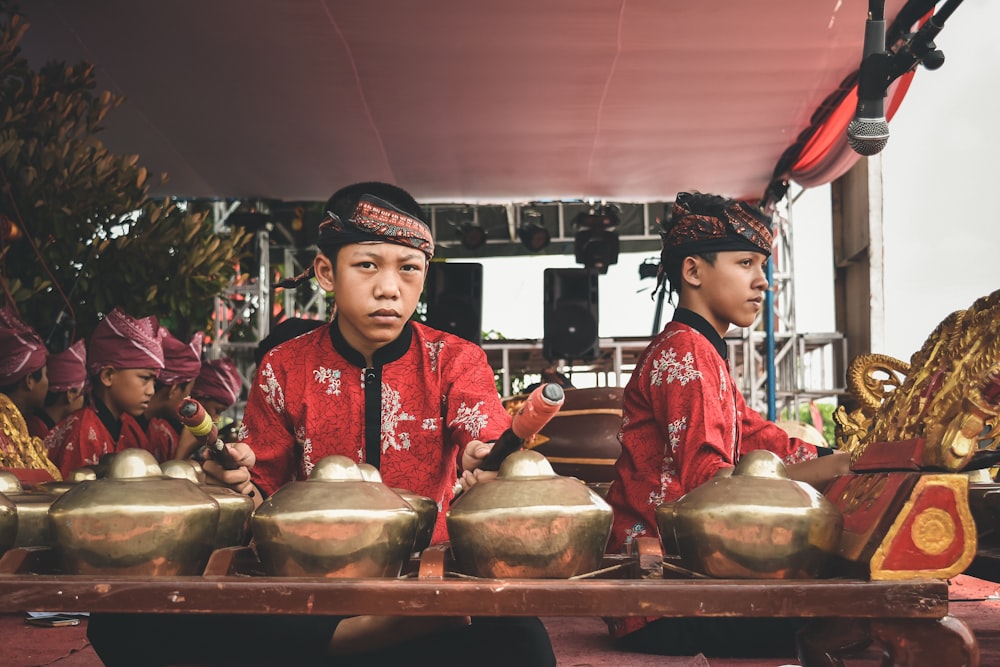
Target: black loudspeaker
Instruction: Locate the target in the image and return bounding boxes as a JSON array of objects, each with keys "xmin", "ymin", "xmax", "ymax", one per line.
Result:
[
  {"xmin": 543, "ymin": 268, "xmax": 599, "ymax": 361},
  {"xmin": 425, "ymin": 262, "xmax": 483, "ymax": 345}
]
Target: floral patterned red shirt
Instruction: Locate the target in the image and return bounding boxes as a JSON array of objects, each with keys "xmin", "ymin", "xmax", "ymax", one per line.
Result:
[
  {"xmin": 46, "ymin": 403, "xmax": 150, "ymax": 478},
  {"xmin": 604, "ymin": 309, "xmax": 817, "ymax": 638},
  {"xmin": 241, "ymin": 320, "xmax": 510, "ymax": 544}
]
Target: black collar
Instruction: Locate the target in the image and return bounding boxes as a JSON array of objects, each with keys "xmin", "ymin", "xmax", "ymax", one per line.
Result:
[
  {"xmin": 672, "ymin": 308, "xmax": 728, "ymax": 360},
  {"xmin": 328, "ymin": 319, "xmax": 413, "ymax": 369},
  {"xmin": 93, "ymin": 396, "xmax": 122, "ymax": 441}
]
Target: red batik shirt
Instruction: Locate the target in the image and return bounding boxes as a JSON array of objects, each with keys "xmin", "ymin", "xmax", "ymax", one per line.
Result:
[
  {"xmin": 604, "ymin": 308, "xmax": 817, "ymax": 639},
  {"xmin": 241, "ymin": 320, "xmax": 510, "ymax": 544},
  {"xmin": 45, "ymin": 401, "xmax": 151, "ymax": 478},
  {"xmin": 145, "ymin": 416, "xmax": 181, "ymax": 462}
]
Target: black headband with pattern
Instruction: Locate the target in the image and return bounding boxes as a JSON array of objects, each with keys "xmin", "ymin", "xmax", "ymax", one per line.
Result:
[
  {"xmin": 662, "ymin": 193, "xmax": 772, "ymax": 258},
  {"xmin": 277, "ymin": 194, "xmax": 434, "ymax": 289},
  {"xmin": 318, "ymin": 194, "xmax": 434, "ymax": 258}
]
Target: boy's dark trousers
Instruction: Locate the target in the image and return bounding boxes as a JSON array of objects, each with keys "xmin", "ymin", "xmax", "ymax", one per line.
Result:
[{"xmin": 88, "ymin": 612, "xmax": 556, "ymax": 666}]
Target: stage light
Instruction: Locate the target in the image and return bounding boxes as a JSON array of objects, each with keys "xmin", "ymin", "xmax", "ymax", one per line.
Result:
[
  {"xmin": 458, "ymin": 222, "xmax": 487, "ymax": 250},
  {"xmin": 518, "ymin": 209, "xmax": 550, "ymax": 252},
  {"xmin": 573, "ymin": 205, "xmax": 620, "ymax": 274}
]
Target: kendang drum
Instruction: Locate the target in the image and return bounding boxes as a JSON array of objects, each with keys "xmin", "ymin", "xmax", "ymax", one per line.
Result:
[{"xmin": 506, "ymin": 387, "xmax": 623, "ymax": 485}]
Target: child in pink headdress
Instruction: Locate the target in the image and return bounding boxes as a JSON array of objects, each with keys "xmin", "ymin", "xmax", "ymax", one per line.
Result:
[
  {"xmin": 173, "ymin": 357, "xmax": 243, "ymax": 460},
  {"xmin": 45, "ymin": 307, "xmax": 164, "ymax": 478},
  {"xmin": 26, "ymin": 339, "xmax": 87, "ymax": 440},
  {"xmin": 140, "ymin": 328, "xmax": 203, "ymax": 461},
  {"xmin": 0, "ymin": 306, "xmax": 61, "ymax": 480}
]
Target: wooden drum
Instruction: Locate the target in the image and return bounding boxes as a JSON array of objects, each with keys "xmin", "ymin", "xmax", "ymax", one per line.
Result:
[{"xmin": 507, "ymin": 387, "xmax": 623, "ymax": 485}]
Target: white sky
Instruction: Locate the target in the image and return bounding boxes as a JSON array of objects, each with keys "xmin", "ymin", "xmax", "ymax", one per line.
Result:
[{"xmin": 478, "ymin": 2, "xmax": 998, "ymax": 365}]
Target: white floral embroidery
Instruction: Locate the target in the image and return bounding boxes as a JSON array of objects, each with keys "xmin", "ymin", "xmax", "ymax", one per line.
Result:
[
  {"xmin": 624, "ymin": 522, "xmax": 647, "ymax": 545},
  {"xmin": 649, "ymin": 348, "xmax": 703, "ymax": 387},
  {"xmin": 381, "ymin": 382, "xmax": 416, "ymax": 453},
  {"xmin": 667, "ymin": 417, "xmax": 687, "ymax": 455},
  {"xmin": 313, "ymin": 366, "xmax": 342, "ymax": 396},
  {"xmin": 295, "ymin": 425, "xmax": 314, "ymax": 478},
  {"xmin": 45, "ymin": 418, "xmax": 75, "ymax": 451},
  {"xmin": 422, "ymin": 418, "xmax": 438, "ymax": 430},
  {"xmin": 719, "ymin": 367, "xmax": 727, "ymax": 401},
  {"xmin": 425, "ymin": 341, "xmax": 445, "ymax": 372},
  {"xmin": 449, "ymin": 400, "xmax": 488, "ymax": 439},
  {"xmin": 259, "ymin": 363, "xmax": 285, "ymax": 412}
]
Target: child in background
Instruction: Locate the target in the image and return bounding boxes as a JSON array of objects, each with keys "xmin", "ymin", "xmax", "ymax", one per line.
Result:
[
  {"xmin": 173, "ymin": 357, "xmax": 243, "ymax": 460},
  {"xmin": 26, "ymin": 339, "xmax": 87, "ymax": 440},
  {"xmin": 0, "ymin": 306, "xmax": 61, "ymax": 480},
  {"xmin": 604, "ymin": 191, "xmax": 850, "ymax": 658},
  {"xmin": 46, "ymin": 308, "xmax": 164, "ymax": 478},
  {"xmin": 141, "ymin": 329, "xmax": 203, "ymax": 461}
]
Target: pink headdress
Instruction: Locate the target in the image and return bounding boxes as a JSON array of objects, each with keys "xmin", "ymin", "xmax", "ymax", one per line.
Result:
[
  {"xmin": 191, "ymin": 358, "xmax": 242, "ymax": 408},
  {"xmin": 158, "ymin": 328, "xmax": 204, "ymax": 385},
  {"xmin": 46, "ymin": 339, "xmax": 88, "ymax": 392},
  {"xmin": 0, "ymin": 306, "xmax": 47, "ymax": 385},
  {"xmin": 86, "ymin": 308, "xmax": 165, "ymax": 375}
]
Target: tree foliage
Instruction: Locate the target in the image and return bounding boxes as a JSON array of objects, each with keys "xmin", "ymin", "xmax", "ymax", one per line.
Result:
[{"xmin": 0, "ymin": 0, "xmax": 250, "ymax": 348}]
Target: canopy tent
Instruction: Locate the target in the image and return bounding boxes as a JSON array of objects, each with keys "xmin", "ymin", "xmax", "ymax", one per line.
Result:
[{"xmin": 16, "ymin": 0, "xmax": 935, "ymax": 207}]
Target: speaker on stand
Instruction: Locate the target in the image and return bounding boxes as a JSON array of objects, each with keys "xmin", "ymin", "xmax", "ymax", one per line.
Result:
[
  {"xmin": 425, "ymin": 262, "xmax": 483, "ymax": 345},
  {"xmin": 543, "ymin": 268, "xmax": 599, "ymax": 361}
]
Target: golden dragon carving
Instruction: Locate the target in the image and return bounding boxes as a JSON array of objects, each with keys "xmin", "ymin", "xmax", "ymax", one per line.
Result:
[{"xmin": 834, "ymin": 289, "xmax": 1000, "ymax": 471}]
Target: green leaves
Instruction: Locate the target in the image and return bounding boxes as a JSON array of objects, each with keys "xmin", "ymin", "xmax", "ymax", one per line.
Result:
[{"xmin": 0, "ymin": 0, "xmax": 250, "ymax": 346}]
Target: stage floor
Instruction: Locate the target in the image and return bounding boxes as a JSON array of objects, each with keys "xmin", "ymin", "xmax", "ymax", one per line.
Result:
[{"xmin": 3, "ymin": 574, "xmax": 998, "ymax": 667}]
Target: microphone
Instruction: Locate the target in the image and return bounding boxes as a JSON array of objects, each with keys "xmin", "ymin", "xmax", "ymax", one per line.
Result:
[
  {"xmin": 847, "ymin": 1, "xmax": 891, "ymax": 156},
  {"xmin": 177, "ymin": 397, "xmax": 241, "ymax": 470}
]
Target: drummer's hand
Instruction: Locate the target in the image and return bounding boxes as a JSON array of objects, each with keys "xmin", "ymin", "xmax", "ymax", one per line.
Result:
[
  {"xmin": 461, "ymin": 439, "xmax": 492, "ymax": 473},
  {"xmin": 456, "ymin": 467, "xmax": 498, "ymax": 493},
  {"xmin": 202, "ymin": 442, "xmax": 257, "ymax": 497}
]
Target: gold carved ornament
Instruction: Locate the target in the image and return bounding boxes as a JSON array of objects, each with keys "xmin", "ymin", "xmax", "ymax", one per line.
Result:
[
  {"xmin": 0, "ymin": 394, "xmax": 62, "ymax": 480},
  {"xmin": 834, "ymin": 289, "xmax": 1000, "ymax": 471}
]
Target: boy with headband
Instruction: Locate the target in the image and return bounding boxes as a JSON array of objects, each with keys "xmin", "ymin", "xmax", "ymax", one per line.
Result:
[
  {"xmin": 46, "ymin": 307, "xmax": 164, "ymax": 478},
  {"xmin": 88, "ymin": 182, "xmax": 556, "ymax": 667},
  {"xmin": 604, "ymin": 191, "xmax": 850, "ymax": 658}
]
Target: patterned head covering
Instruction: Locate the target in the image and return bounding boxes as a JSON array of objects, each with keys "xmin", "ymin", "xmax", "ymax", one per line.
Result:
[
  {"xmin": 318, "ymin": 194, "xmax": 434, "ymax": 259},
  {"xmin": 0, "ymin": 306, "xmax": 47, "ymax": 385},
  {"xmin": 278, "ymin": 193, "xmax": 434, "ymax": 289},
  {"xmin": 46, "ymin": 339, "xmax": 88, "ymax": 392},
  {"xmin": 191, "ymin": 358, "xmax": 242, "ymax": 408},
  {"xmin": 661, "ymin": 192, "xmax": 773, "ymax": 260},
  {"xmin": 87, "ymin": 307, "xmax": 165, "ymax": 375},
  {"xmin": 158, "ymin": 328, "xmax": 204, "ymax": 385}
]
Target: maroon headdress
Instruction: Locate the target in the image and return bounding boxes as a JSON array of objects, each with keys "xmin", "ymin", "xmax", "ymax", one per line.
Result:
[
  {"xmin": 158, "ymin": 328, "xmax": 204, "ymax": 385},
  {"xmin": 86, "ymin": 308, "xmax": 165, "ymax": 375},
  {"xmin": 0, "ymin": 306, "xmax": 47, "ymax": 385},
  {"xmin": 191, "ymin": 358, "xmax": 242, "ymax": 408},
  {"xmin": 46, "ymin": 339, "xmax": 88, "ymax": 393}
]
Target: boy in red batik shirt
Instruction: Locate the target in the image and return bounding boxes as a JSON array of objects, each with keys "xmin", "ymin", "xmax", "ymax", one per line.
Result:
[
  {"xmin": 27, "ymin": 339, "xmax": 87, "ymax": 440},
  {"xmin": 172, "ymin": 356, "xmax": 243, "ymax": 460},
  {"xmin": 46, "ymin": 308, "xmax": 164, "ymax": 478},
  {"xmin": 88, "ymin": 183, "xmax": 556, "ymax": 667},
  {"xmin": 604, "ymin": 192, "xmax": 850, "ymax": 658},
  {"xmin": 140, "ymin": 328, "xmax": 202, "ymax": 461}
]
